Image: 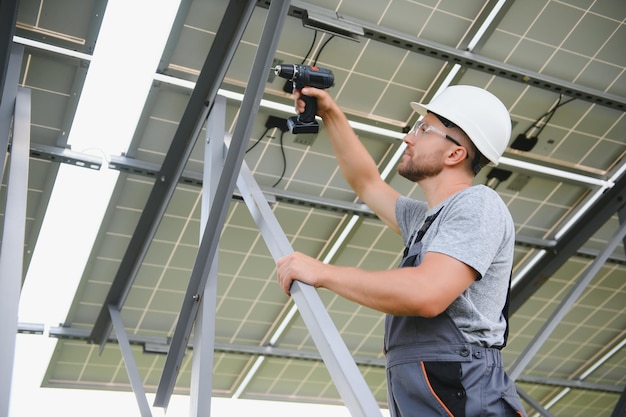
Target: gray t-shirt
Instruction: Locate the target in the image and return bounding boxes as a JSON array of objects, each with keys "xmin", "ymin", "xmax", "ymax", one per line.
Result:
[{"xmin": 395, "ymin": 185, "xmax": 515, "ymax": 347}]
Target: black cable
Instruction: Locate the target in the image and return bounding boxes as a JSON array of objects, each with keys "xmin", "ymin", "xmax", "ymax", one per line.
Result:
[
  {"xmin": 535, "ymin": 96, "xmax": 575, "ymax": 137},
  {"xmin": 246, "ymin": 127, "xmax": 286, "ymax": 187},
  {"xmin": 312, "ymin": 34, "xmax": 335, "ymax": 66},
  {"xmin": 272, "ymin": 130, "xmax": 287, "ymax": 188},
  {"xmin": 246, "ymin": 127, "xmax": 270, "ymax": 154},
  {"xmin": 524, "ymin": 95, "xmax": 575, "ymax": 137},
  {"xmin": 523, "ymin": 96, "xmax": 561, "ymax": 136},
  {"xmin": 302, "ymin": 30, "xmax": 317, "ymax": 64}
]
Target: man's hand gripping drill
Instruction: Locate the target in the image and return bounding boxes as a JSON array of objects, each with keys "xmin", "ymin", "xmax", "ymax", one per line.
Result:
[{"xmin": 273, "ymin": 64, "xmax": 334, "ymax": 134}]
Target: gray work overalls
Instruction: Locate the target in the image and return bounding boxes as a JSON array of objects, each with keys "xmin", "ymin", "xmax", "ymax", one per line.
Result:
[{"xmin": 384, "ymin": 210, "xmax": 527, "ymax": 417}]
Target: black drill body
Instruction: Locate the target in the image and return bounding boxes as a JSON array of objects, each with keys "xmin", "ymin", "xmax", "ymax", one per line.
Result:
[{"xmin": 274, "ymin": 64, "xmax": 334, "ymax": 134}]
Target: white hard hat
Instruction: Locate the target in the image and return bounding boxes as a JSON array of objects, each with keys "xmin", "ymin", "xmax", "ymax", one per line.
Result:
[{"xmin": 410, "ymin": 85, "xmax": 511, "ymax": 165}]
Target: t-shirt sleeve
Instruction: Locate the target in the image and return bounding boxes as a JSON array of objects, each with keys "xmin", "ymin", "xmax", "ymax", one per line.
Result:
[{"xmin": 425, "ymin": 189, "xmax": 509, "ymax": 279}]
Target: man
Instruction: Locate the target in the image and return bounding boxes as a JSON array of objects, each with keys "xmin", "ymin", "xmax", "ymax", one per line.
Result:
[{"xmin": 277, "ymin": 84, "xmax": 527, "ymax": 416}]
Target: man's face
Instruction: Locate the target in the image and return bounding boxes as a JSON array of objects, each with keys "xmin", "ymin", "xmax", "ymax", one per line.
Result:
[{"xmin": 397, "ymin": 114, "xmax": 450, "ymax": 182}]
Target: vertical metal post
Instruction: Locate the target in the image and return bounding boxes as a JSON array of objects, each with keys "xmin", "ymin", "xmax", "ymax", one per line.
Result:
[
  {"xmin": 0, "ymin": 0, "xmax": 18, "ymax": 109},
  {"xmin": 509, "ymin": 220, "xmax": 626, "ymax": 380},
  {"xmin": 236, "ymin": 160, "xmax": 383, "ymax": 417},
  {"xmin": 154, "ymin": 0, "xmax": 290, "ymax": 407},
  {"xmin": 0, "ymin": 44, "xmax": 21, "ymax": 191},
  {"xmin": 188, "ymin": 95, "xmax": 226, "ymax": 416},
  {"xmin": 107, "ymin": 305, "xmax": 153, "ymax": 417},
  {"xmin": 0, "ymin": 86, "xmax": 31, "ymax": 417}
]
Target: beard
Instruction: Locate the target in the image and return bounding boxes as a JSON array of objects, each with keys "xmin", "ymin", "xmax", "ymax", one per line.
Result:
[{"xmin": 397, "ymin": 150, "xmax": 444, "ymax": 182}]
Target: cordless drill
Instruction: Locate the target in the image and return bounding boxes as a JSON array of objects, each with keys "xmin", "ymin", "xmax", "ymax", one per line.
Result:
[{"xmin": 274, "ymin": 64, "xmax": 335, "ymax": 134}]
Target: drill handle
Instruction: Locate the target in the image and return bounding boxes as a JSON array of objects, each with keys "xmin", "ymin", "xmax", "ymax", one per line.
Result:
[{"xmin": 297, "ymin": 90, "xmax": 317, "ymax": 124}]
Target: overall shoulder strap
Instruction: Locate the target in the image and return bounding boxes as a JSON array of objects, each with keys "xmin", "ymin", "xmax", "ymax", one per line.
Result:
[{"xmin": 400, "ymin": 207, "xmax": 444, "ymax": 267}]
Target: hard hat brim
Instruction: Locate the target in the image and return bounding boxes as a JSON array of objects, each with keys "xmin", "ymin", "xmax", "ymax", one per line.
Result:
[{"xmin": 409, "ymin": 101, "xmax": 429, "ymax": 118}]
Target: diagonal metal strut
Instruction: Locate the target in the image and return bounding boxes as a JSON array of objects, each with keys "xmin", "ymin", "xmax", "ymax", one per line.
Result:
[
  {"xmin": 153, "ymin": 0, "xmax": 291, "ymax": 407},
  {"xmin": 236, "ymin": 157, "xmax": 384, "ymax": 416},
  {"xmin": 511, "ymin": 176, "xmax": 626, "ymax": 313},
  {"xmin": 88, "ymin": 0, "xmax": 257, "ymax": 348}
]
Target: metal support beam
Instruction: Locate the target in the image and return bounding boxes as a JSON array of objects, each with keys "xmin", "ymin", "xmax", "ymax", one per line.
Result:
[
  {"xmin": 517, "ymin": 387, "xmax": 556, "ymax": 417},
  {"xmin": 107, "ymin": 152, "xmax": 377, "ymax": 218},
  {"xmin": 515, "ymin": 375, "xmax": 622, "ymax": 394},
  {"xmin": 0, "ymin": 86, "xmax": 30, "ymax": 417},
  {"xmin": 107, "ymin": 305, "xmax": 153, "ymax": 417},
  {"xmin": 511, "ymin": 175, "xmax": 626, "ymax": 313},
  {"xmin": 237, "ymin": 158, "xmax": 392, "ymax": 416},
  {"xmin": 359, "ymin": 24, "xmax": 626, "ymax": 111},
  {"xmin": 255, "ymin": 1, "xmax": 625, "ymax": 111},
  {"xmin": 509, "ymin": 220, "xmax": 626, "ymax": 380},
  {"xmin": 29, "ymin": 142, "xmax": 102, "ymax": 170},
  {"xmin": 187, "ymin": 95, "xmax": 226, "ymax": 417},
  {"xmin": 88, "ymin": 0, "xmax": 256, "ymax": 348},
  {"xmin": 153, "ymin": 0, "xmax": 289, "ymax": 407},
  {"xmin": 21, "ymin": 323, "xmax": 624, "ymax": 395},
  {"xmin": 24, "ymin": 142, "xmax": 626, "ymax": 266}
]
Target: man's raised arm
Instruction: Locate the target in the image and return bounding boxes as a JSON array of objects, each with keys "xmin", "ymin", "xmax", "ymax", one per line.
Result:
[{"xmin": 296, "ymin": 87, "xmax": 401, "ymax": 233}]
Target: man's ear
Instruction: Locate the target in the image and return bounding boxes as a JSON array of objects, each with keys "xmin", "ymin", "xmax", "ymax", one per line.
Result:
[{"xmin": 444, "ymin": 146, "xmax": 468, "ymax": 166}]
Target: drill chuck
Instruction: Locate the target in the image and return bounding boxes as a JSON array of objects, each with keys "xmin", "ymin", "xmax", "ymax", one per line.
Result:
[{"xmin": 274, "ymin": 64, "xmax": 334, "ymax": 89}]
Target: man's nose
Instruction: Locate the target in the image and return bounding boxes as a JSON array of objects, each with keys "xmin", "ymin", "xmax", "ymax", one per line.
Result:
[{"xmin": 403, "ymin": 132, "xmax": 415, "ymax": 145}]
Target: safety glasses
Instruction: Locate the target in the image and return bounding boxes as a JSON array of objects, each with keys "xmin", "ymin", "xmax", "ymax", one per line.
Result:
[{"xmin": 409, "ymin": 120, "xmax": 464, "ymax": 148}]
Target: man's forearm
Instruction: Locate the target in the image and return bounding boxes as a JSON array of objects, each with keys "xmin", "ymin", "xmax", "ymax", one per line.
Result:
[{"xmin": 321, "ymin": 104, "xmax": 383, "ymax": 194}]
